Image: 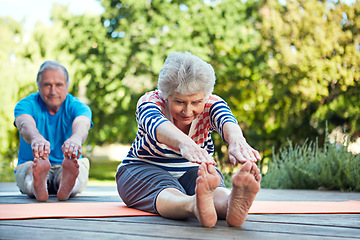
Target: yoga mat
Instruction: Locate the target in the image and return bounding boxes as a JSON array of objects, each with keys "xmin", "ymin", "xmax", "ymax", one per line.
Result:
[
  {"xmin": 0, "ymin": 201, "xmax": 359, "ymax": 220},
  {"xmin": 249, "ymin": 200, "xmax": 360, "ymax": 214},
  {"xmin": 0, "ymin": 202, "xmax": 155, "ymax": 220}
]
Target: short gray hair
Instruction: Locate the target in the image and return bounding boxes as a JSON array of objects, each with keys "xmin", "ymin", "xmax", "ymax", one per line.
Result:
[
  {"xmin": 36, "ymin": 61, "xmax": 69, "ymax": 87},
  {"xmin": 157, "ymin": 52, "xmax": 216, "ymax": 99}
]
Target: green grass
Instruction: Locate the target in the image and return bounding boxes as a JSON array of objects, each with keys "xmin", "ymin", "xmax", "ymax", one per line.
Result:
[
  {"xmin": 88, "ymin": 158, "xmax": 121, "ymax": 181},
  {"xmin": 87, "ymin": 179, "xmax": 117, "ymax": 186}
]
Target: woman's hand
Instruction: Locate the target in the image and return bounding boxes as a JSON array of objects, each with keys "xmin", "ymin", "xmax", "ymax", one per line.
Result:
[
  {"xmin": 157, "ymin": 121, "xmax": 216, "ymax": 165},
  {"xmin": 223, "ymin": 122, "xmax": 262, "ymax": 166},
  {"xmin": 228, "ymin": 137, "xmax": 262, "ymax": 166},
  {"xmin": 179, "ymin": 141, "xmax": 216, "ymax": 165}
]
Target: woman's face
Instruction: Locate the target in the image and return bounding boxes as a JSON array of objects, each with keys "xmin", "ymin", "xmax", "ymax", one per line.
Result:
[{"xmin": 167, "ymin": 91, "xmax": 206, "ymax": 129}]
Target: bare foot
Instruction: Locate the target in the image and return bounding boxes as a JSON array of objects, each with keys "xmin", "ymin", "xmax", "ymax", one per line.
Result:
[
  {"xmin": 57, "ymin": 157, "xmax": 79, "ymax": 201},
  {"xmin": 226, "ymin": 161, "xmax": 261, "ymax": 227},
  {"xmin": 194, "ymin": 163, "xmax": 220, "ymax": 228},
  {"xmin": 32, "ymin": 157, "xmax": 51, "ymax": 202}
]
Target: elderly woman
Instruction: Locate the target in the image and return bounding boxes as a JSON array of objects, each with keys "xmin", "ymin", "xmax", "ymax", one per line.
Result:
[{"xmin": 116, "ymin": 52, "xmax": 262, "ymax": 228}]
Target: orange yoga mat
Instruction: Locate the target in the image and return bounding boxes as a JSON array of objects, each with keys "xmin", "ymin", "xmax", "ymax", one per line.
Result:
[
  {"xmin": 250, "ymin": 200, "xmax": 360, "ymax": 214},
  {"xmin": 0, "ymin": 202, "xmax": 155, "ymax": 220},
  {"xmin": 0, "ymin": 201, "xmax": 359, "ymax": 220}
]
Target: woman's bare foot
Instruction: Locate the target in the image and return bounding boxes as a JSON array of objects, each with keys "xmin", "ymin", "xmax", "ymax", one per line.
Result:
[
  {"xmin": 194, "ymin": 163, "xmax": 220, "ymax": 228},
  {"xmin": 226, "ymin": 161, "xmax": 261, "ymax": 227},
  {"xmin": 57, "ymin": 157, "xmax": 79, "ymax": 201},
  {"xmin": 32, "ymin": 157, "xmax": 51, "ymax": 202}
]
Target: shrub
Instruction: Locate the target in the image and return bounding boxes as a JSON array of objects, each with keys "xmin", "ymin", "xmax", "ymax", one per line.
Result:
[{"xmin": 261, "ymin": 135, "xmax": 360, "ymax": 191}]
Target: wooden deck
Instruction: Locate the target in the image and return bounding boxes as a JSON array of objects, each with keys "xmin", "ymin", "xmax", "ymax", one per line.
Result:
[{"xmin": 1, "ymin": 182, "xmax": 359, "ymax": 239}]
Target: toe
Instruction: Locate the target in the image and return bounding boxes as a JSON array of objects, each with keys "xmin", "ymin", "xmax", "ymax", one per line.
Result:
[{"xmin": 240, "ymin": 161, "xmax": 252, "ymax": 172}]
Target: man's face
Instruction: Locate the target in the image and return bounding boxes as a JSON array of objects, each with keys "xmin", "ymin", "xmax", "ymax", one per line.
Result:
[{"xmin": 38, "ymin": 68, "xmax": 69, "ymax": 114}]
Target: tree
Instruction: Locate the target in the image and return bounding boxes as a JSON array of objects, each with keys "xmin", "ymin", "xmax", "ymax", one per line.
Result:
[
  {"xmin": 0, "ymin": 17, "xmax": 24, "ymax": 181},
  {"xmin": 56, "ymin": 0, "xmax": 360, "ymax": 167},
  {"xmin": 255, "ymin": 0, "xmax": 360, "ymax": 153},
  {"xmin": 2, "ymin": 0, "xmax": 359, "ymax": 181},
  {"xmin": 58, "ymin": 0, "xmax": 268, "ymax": 168}
]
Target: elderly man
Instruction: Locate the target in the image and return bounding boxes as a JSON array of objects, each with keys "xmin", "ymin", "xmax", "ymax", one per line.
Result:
[{"xmin": 14, "ymin": 61, "xmax": 93, "ymax": 201}]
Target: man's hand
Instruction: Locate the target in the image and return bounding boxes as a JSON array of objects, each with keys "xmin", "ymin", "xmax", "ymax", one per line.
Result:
[
  {"xmin": 62, "ymin": 116, "xmax": 91, "ymax": 159},
  {"xmin": 61, "ymin": 137, "xmax": 82, "ymax": 159},
  {"xmin": 15, "ymin": 114, "xmax": 51, "ymax": 159},
  {"xmin": 31, "ymin": 137, "xmax": 51, "ymax": 159}
]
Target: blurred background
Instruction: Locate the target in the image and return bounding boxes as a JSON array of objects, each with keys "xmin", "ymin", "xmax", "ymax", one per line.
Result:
[{"xmin": 0, "ymin": 0, "xmax": 359, "ymax": 188}]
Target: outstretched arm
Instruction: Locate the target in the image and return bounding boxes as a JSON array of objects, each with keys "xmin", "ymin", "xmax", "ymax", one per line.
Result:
[
  {"xmin": 156, "ymin": 121, "xmax": 216, "ymax": 165},
  {"xmin": 15, "ymin": 114, "xmax": 50, "ymax": 159},
  {"xmin": 223, "ymin": 121, "xmax": 261, "ymax": 166},
  {"xmin": 61, "ymin": 115, "xmax": 91, "ymax": 159}
]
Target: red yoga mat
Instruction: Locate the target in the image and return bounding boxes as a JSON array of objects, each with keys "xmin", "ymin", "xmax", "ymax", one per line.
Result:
[{"xmin": 0, "ymin": 201, "xmax": 359, "ymax": 220}]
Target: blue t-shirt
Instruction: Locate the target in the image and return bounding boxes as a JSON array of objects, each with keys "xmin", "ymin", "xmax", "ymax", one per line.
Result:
[{"xmin": 14, "ymin": 92, "xmax": 93, "ymax": 165}]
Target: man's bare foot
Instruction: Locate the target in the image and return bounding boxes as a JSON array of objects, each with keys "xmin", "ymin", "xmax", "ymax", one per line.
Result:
[
  {"xmin": 32, "ymin": 158, "xmax": 51, "ymax": 202},
  {"xmin": 226, "ymin": 161, "xmax": 261, "ymax": 227},
  {"xmin": 57, "ymin": 157, "xmax": 79, "ymax": 201},
  {"xmin": 194, "ymin": 163, "xmax": 220, "ymax": 228}
]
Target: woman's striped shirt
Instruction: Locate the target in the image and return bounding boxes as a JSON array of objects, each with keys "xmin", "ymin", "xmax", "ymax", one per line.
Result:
[{"xmin": 120, "ymin": 90, "xmax": 238, "ymax": 178}]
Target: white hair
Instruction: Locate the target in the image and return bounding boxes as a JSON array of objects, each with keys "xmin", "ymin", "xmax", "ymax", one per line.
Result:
[
  {"xmin": 36, "ymin": 61, "xmax": 69, "ymax": 87},
  {"xmin": 157, "ymin": 52, "xmax": 216, "ymax": 99}
]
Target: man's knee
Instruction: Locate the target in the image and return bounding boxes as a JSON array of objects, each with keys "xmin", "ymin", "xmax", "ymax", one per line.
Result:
[
  {"xmin": 14, "ymin": 161, "xmax": 34, "ymax": 195},
  {"xmin": 71, "ymin": 157, "xmax": 90, "ymax": 196}
]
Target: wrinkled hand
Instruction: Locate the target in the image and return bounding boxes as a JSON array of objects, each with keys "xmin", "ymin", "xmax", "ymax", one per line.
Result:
[
  {"xmin": 31, "ymin": 137, "xmax": 51, "ymax": 159},
  {"xmin": 61, "ymin": 137, "xmax": 82, "ymax": 159},
  {"xmin": 228, "ymin": 138, "xmax": 261, "ymax": 166},
  {"xmin": 179, "ymin": 142, "xmax": 216, "ymax": 165}
]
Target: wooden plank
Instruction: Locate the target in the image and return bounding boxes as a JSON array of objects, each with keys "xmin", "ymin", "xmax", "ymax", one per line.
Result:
[
  {"xmin": 0, "ymin": 225, "xmax": 158, "ymax": 240},
  {"xmin": 247, "ymin": 214, "xmax": 360, "ymax": 228},
  {"xmin": 255, "ymin": 188, "xmax": 360, "ymax": 202},
  {"xmin": 1, "ymin": 182, "xmax": 360, "ymax": 240},
  {"xmin": 73, "ymin": 214, "xmax": 360, "ymax": 229},
  {"xmin": 0, "ymin": 220, "xmax": 355, "ymax": 240},
  {"xmin": 1, "ymin": 216, "xmax": 359, "ymax": 240}
]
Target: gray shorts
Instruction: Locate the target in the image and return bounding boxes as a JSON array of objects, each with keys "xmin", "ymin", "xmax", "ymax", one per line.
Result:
[{"xmin": 116, "ymin": 162, "xmax": 225, "ymax": 214}]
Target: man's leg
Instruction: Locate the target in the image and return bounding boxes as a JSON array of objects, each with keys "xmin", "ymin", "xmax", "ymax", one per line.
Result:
[
  {"xmin": 56, "ymin": 157, "xmax": 80, "ymax": 201},
  {"xmin": 14, "ymin": 158, "xmax": 51, "ymax": 202},
  {"xmin": 70, "ymin": 157, "xmax": 90, "ymax": 197}
]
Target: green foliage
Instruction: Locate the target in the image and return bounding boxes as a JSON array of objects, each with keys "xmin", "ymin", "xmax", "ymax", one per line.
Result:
[
  {"xmin": 0, "ymin": 17, "xmax": 37, "ymax": 181},
  {"xmin": 47, "ymin": 0, "xmax": 360, "ymax": 158},
  {"xmin": 1, "ymin": 0, "xmax": 359, "ymax": 185},
  {"xmin": 262, "ymin": 135, "xmax": 360, "ymax": 191},
  {"xmin": 254, "ymin": 0, "xmax": 360, "ymax": 151}
]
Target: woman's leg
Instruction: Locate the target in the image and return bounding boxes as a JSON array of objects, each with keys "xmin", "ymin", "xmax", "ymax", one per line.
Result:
[
  {"xmin": 226, "ymin": 161, "xmax": 261, "ymax": 227},
  {"xmin": 210, "ymin": 161, "xmax": 261, "ymax": 227},
  {"xmin": 116, "ymin": 162, "xmax": 187, "ymax": 214},
  {"xmin": 156, "ymin": 163, "xmax": 220, "ymax": 228},
  {"xmin": 178, "ymin": 163, "xmax": 229, "ymax": 220}
]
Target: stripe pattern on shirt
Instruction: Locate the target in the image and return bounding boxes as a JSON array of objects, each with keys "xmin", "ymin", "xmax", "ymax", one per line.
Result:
[{"xmin": 121, "ymin": 90, "xmax": 237, "ymax": 178}]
